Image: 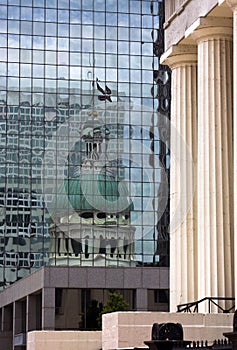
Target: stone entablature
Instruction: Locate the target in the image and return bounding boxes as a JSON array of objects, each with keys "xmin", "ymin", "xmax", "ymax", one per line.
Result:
[{"xmin": 163, "ymin": 0, "xmax": 232, "ymax": 50}]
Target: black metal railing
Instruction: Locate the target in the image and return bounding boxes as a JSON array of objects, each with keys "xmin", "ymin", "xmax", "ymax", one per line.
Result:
[
  {"xmin": 177, "ymin": 297, "xmax": 235, "ymax": 313},
  {"xmin": 187, "ymin": 339, "xmax": 232, "ymax": 350},
  {"xmin": 116, "ymin": 339, "xmax": 232, "ymax": 350}
]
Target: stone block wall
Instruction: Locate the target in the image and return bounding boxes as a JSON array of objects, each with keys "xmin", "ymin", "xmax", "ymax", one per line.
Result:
[
  {"xmin": 27, "ymin": 331, "xmax": 102, "ymax": 350},
  {"xmin": 102, "ymin": 312, "xmax": 233, "ymax": 350}
]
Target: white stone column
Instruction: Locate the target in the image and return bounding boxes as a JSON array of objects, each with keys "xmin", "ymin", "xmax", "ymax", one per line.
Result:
[
  {"xmin": 192, "ymin": 19, "xmax": 234, "ymax": 311},
  {"xmin": 227, "ymin": 0, "xmax": 237, "ymax": 313},
  {"xmin": 161, "ymin": 45, "xmax": 198, "ymax": 311}
]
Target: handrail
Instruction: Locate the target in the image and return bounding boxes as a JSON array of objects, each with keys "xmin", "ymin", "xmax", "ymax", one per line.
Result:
[{"xmin": 177, "ymin": 297, "xmax": 235, "ymax": 313}]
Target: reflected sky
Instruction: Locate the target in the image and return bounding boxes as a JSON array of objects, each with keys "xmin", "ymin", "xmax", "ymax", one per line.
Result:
[{"xmin": 0, "ymin": 0, "xmax": 161, "ymax": 107}]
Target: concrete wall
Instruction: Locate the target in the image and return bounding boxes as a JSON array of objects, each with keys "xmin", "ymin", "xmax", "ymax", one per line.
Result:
[
  {"xmin": 27, "ymin": 331, "xmax": 102, "ymax": 350},
  {"xmin": 0, "ymin": 266, "xmax": 169, "ymax": 309},
  {"xmin": 102, "ymin": 312, "xmax": 233, "ymax": 350}
]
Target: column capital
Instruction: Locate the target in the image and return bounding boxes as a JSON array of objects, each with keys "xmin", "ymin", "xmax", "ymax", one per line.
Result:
[
  {"xmin": 160, "ymin": 45, "xmax": 197, "ymax": 69},
  {"xmin": 226, "ymin": 0, "xmax": 237, "ymax": 10},
  {"xmin": 185, "ymin": 17, "xmax": 233, "ymax": 43}
]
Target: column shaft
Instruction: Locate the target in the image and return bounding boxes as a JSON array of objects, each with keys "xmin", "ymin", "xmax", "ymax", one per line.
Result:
[
  {"xmin": 194, "ymin": 26, "xmax": 234, "ymax": 311},
  {"xmin": 42, "ymin": 288, "xmax": 55, "ymax": 330},
  {"xmin": 234, "ymin": 3, "xmax": 237, "ymax": 315},
  {"xmin": 227, "ymin": 0, "xmax": 237, "ymax": 310},
  {"xmin": 164, "ymin": 46, "xmax": 198, "ymax": 311}
]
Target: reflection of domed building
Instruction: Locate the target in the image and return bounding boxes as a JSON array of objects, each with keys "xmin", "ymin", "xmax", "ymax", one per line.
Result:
[{"xmin": 49, "ymin": 111, "xmax": 135, "ymax": 266}]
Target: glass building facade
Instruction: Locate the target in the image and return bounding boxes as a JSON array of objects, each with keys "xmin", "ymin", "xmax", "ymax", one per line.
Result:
[{"xmin": 0, "ymin": 0, "xmax": 170, "ymax": 289}]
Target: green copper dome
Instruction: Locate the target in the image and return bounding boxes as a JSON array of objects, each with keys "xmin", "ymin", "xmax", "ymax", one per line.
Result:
[{"xmin": 54, "ymin": 173, "xmax": 134, "ymax": 215}]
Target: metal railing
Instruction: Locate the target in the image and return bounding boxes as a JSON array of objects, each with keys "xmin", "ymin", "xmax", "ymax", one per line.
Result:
[{"xmin": 177, "ymin": 297, "xmax": 235, "ymax": 313}]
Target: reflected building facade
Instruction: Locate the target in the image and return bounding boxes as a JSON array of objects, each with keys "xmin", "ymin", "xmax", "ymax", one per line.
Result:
[{"xmin": 0, "ymin": 0, "xmax": 170, "ymax": 339}]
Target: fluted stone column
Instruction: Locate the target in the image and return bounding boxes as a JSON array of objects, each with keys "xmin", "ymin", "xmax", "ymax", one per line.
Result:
[
  {"xmin": 192, "ymin": 19, "xmax": 234, "ymax": 312},
  {"xmin": 161, "ymin": 45, "xmax": 198, "ymax": 311},
  {"xmin": 227, "ymin": 0, "xmax": 237, "ymax": 311}
]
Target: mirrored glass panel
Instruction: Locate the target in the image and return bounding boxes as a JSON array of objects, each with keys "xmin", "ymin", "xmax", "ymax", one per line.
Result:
[{"xmin": 0, "ymin": 0, "xmax": 170, "ymax": 288}]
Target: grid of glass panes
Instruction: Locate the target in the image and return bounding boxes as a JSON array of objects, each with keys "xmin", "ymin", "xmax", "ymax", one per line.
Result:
[{"xmin": 0, "ymin": 0, "xmax": 169, "ymax": 287}]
